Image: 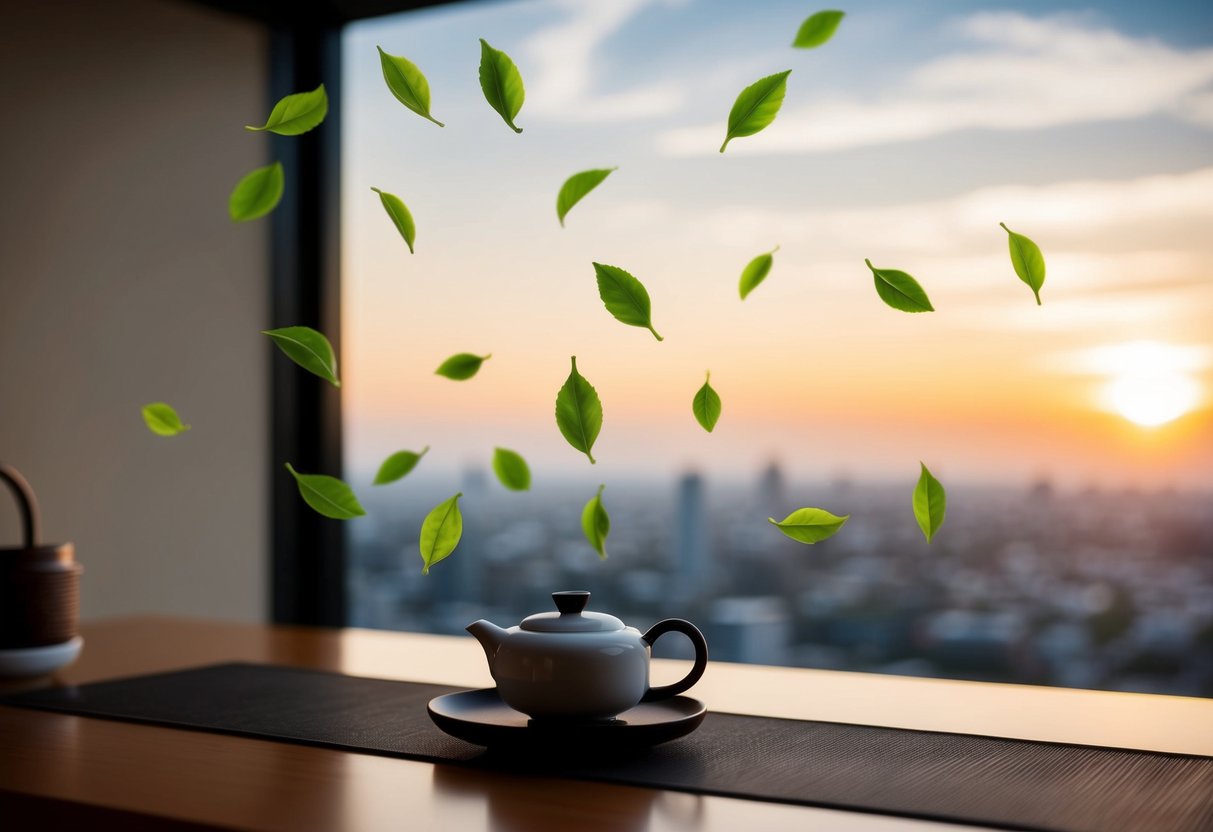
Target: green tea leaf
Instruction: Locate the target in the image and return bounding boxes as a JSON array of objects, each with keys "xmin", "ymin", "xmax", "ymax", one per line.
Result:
[
  {"xmin": 478, "ymin": 38, "xmax": 525, "ymax": 133},
  {"xmin": 420, "ymin": 492, "xmax": 463, "ymax": 574},
  {"xmin": 228, "ymin": 161, "xmax": 283, "ymax": 222},
  {"xmin": 864, "ymin": 259, "xmax": 935, "ymax": 313},
  {"xmin": 792, "ymin": 10, "xmax": 845, "ymax": 48},
  {"xmin": 720, "ymin": 70, "xmax": 791, "ymax": 153},
  {"xmin": 692, "ymin": 371, "xmax": 721, "ymax": 433},
  {"xmin": 556, "ymin": 167, "xmax": 616, "ymax": 227},
  {"xmin": 492, "ymin": 447, "xmax": 531, "ymax": 491},
  {"xmin": 263, "ymin": 326, "xmax": 340, "ymax": 387},
  {"xmin": 285, "ymin": 462, "xmax": 365, "ymax": 520},
  {"xmin": 739, "ymin": 246, "xmax": 779, "ymax": 300},
  {"xmin": 1000, "ymin": 222, "xmax": 1046, "ymax": 305},
  {"xmin": 377, "ymin": 45, "xmax": 444, "ymax": 127},
  {"xmin": 555, "ymin": 356, "xmax": 603, "ymax": 464},
  {"xmin": 592, "ymin": 262, "xmax": 663, "ymax": 341},
  {"xmin": 373, "ymin": 446, "xmax": 429, "ymax": 485},
  {"xmin": 371, "ymin": 187, "xmax": 416, "ymax": 254},
  {"xmin": 435, "ymin": 352, "xmax": 491, "ymax": 380},
  {"xmin": 768, "ymin": 507, "xmax": 849, "ymax": 544},
  {"xmin": 142, "ymin": 402, "xmax": 190, "ymax": 436},
  {"xmin": 245, "ymin": 84, "xmax": 328, "ymax": 135},
  {"xmin": 581, "ymin": 484, "xmax": 610, "ymax": 559},
  {"xmin": 912, "ymin": 462, "xmax": 947, "ymax": 543}
]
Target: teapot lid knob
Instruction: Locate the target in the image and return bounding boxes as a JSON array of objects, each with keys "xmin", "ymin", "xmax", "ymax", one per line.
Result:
[{"xmin": 552, "ymin": 590, "xmax": 590, "ymax": 615}]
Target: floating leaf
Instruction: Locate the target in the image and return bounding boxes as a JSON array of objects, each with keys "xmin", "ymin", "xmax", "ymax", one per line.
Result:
[
  {"xmin": 556, "ymin": 167, "xmax": 616, "ymax": 227},
  {"xmin": 1000, "ymin": 222, "xmax": 1046, "ymax": 305},
  {"xmin": 912, "ymin": 462, "xmax": 947, "ymax": 543},
  {"xmin": 739, "ymin": 246, "xmax": 779, "ymax": 300},
  {"xmin": 720, "ymin": 70, "xmax": 791, "ymax": 153},
  {"xmin": 245, "ymin": 84, "xmax": 328, "ymax": 135},
  {"xmin": 420, "ymin": 492, "xmax": 463, "ymax": 574},
  {"xmin": 435, "ymin": 352, "xmax": 491, "ymax": 380},
  {"xmin": 581, "ymin": 484, "xmax": 610, "ymax": 559},
  {"xmin": 592, "ymin": 262, "xmax": 663, "ymax": 341},
  {"xmin": 374, "ymin": 446, "xmax": 429, "ymax": 485},
  {"xmin": 377, "ymin": 45, "xmax": 444, "ymax": 127},
  {"xmin": 285, "ymin": 463, "xmax": 365, "ymax": 520},
  {"xmin": 372, "ymin": 187, "xmax": 416, "ymax": 254},
  {"xmin": 228, "ymin": 162, "xmax": 284, "ymax": 222},
  {"xmin": 142, "ymin": 403, "xmax": 190, "ymax": 436},
  {"xmin": 492, "ymin": 447, "xmax": 531, "ymax": 491},
  {"xmin": 692, "ymin": 371, "xmax": 721, "ymax": 433},
  {"xmin": 864, "ymin": 259, "xmax": 935, "ymax": 313},
  {"xmin": 478, "ymin": 38, "xmax": 525, "ymax": 133},
  {"xmin": 555, "ymin": 356, "xmax": 603, "ymax": 464},
  {"xmin": 769, "ymin": 507, "xmax": 849, "ymax": 544},
  {"xmin": 792, "ymin": 10, "xmax": 845, "ymax": 48},
  {"xmin": 263, "ymin": 326, "xmax": 340, "ymax": 387}
]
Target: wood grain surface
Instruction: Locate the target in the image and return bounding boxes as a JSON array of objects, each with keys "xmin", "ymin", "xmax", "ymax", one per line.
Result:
[{"xmin": 1, "ymin": 615, "xmax": 1210, "ymax": 831}]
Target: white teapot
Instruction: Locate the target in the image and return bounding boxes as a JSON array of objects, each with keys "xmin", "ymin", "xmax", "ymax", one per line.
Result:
[{"xmin": 467, "ymin": 591, "xmax": 708, "ymax": 721}]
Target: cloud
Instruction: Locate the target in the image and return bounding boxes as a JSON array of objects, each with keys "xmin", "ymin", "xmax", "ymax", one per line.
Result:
[
  {"xmin": 604, "ymin": 165, "xmax": 1213, "ymax": 332},
  {"xmin": 686, "ymin": 165, "xmax": 1213, "ymax": 258},
  {"xmin": 523, "ymin": 0, "xmax": 685, "ymax": 123},
  {"xmin": 657, "ymin": 11, "xmax": 1213, "ymax": 156},
  {"xmin": 1049, "ymin": 341, "xmax": 1213, "ymax": 377}
]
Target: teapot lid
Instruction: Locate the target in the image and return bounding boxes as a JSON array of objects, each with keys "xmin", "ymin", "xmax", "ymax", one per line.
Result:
[{"xmin": 520, "ymin": 591, "xmax": 624, "ymax": 633}]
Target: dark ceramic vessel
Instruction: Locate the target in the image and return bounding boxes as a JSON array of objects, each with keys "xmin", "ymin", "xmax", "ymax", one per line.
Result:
[
  {"xmin": 428, "ymin": 687, "xmax": 707, "ymax": 751},
  {"xmin": 0, "ymin": 464, "xmax": 81, "ymax": 648}
]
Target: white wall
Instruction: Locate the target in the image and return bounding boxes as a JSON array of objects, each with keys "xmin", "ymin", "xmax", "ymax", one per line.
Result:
[{"xmin": 0, "ymin": 0, "xmax": 269, "ymax": 621}]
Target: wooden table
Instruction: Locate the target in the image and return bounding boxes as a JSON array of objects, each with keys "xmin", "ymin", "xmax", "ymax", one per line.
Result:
[{"xmin": 1, "ymin": 617, "xmax": 1211, "ymax": 831}]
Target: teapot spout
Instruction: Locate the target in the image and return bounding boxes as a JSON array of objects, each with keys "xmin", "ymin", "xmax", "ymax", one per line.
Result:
[{"xmin": 466, "ymin": 619, "xmax": 509, "ymax": 666}]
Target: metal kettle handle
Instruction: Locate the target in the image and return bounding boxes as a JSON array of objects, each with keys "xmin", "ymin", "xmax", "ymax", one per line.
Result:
[{"xmin": 0, "ymin": 463, "xmax": 40, "ymax": 548}]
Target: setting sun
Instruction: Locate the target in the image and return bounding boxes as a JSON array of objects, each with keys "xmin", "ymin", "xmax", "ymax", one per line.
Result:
[
  {"xmin": 1091, "ymin": 341, "xmax": 1206, "ymax": 428},
  {"xmin": 1106, "ymin": 372, "xmax": 1200, "ymax": 427}
]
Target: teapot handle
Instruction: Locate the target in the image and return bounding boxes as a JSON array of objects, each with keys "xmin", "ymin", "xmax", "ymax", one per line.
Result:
[{"xmin": 640, "ymin": 618, "xmax": 708, "ymax": 701}]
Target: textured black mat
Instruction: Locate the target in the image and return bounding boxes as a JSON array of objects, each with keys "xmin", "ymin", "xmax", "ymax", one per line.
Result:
[{"xmin": 5, "ymin": 663, "xmax": 1212, "ymax": 832}]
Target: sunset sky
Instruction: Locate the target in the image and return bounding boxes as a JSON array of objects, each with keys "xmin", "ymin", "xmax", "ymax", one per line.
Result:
[{"xmin": 340, "ymin": 0, "xmax": 1213, "ymax": 489}]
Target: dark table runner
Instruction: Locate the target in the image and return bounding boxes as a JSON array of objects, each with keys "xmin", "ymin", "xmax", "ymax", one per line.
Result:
[{"xmin": 5, "ymin": 663, "xmax": 1212, "ymax": 832}]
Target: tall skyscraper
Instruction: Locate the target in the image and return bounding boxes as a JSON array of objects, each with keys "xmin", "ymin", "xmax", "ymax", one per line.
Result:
[
  {"xmin": 757, "ymin": 460, "xmax": 787, "ymax": 516},
  {"xmin": 431, "ymin": 466, "xmax": 486, "ymax": 607},
  {"xmin": 675, "ymin": 472, "xmax": 710, "ymax": 601}
]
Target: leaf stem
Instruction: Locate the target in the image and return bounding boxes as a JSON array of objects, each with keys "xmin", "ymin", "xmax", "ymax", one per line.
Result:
[{"xmin": 648, "ymin": 325, "xmax": 664, "ymax": 342}]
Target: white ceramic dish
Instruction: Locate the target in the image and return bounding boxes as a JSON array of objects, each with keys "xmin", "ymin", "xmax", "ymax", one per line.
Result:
[{"xmin": 0, "ymin": 635, "xmax": 83, "ymax": 677}]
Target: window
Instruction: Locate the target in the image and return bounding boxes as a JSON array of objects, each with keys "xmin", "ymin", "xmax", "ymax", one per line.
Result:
[{"xmin": 341, "ymin": 0, "xmax": 1213, "ymax": 696}]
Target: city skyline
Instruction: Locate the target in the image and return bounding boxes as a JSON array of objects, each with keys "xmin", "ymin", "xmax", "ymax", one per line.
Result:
[
  {"xmin": 341, "ymin": 0, "xmax": 1213, "ymax": 489},
  {"xmin": 348, "ymin": 464, "xmax": 1213, "ymax": 697}
]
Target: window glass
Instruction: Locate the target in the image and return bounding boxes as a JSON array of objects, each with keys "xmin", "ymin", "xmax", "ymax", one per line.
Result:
[{"xmin": 343, "ymin": 0, "xmax": 1213, "ymax": 695}]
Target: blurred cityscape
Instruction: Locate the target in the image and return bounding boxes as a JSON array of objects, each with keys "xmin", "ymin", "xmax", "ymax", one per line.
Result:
[{"xmin": 348, "ymin": 466, "xmax": 1213, "ymax": 698}]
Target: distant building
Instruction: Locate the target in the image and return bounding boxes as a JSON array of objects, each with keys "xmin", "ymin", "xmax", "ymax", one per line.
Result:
[
  {"xmin": 1028, "ymin": 477, "xmax": 1054, "ymax": 504},
  {"xmin": 431, "ymin": 466, "xmax": 486, "ymax": 606},
  {"xmin": 757, "ymin": 461, "xmax": 787, "ymax": 515},
  {"xmin": 675, "ymin": 472, "xmax": 710, "ymax": 600},
  {"xmin": 709, "ymin": 597, "xmax": 790, "ymax": 665}
]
